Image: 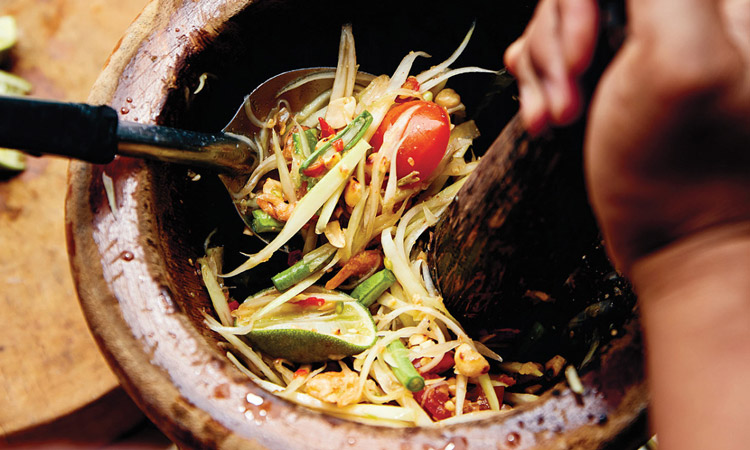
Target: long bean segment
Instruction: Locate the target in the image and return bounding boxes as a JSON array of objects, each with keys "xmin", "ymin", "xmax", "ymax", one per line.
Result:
[
  {"xmin": 272, "ymin": 244, "xmax": 337, "ymax": 292},
  {"xmin": 351, "ymin": 269, "xmax": 396, "ymax": 307},
  {"xmin": 386, "ymin": 339, "xmax": 425, "ymax": 392},
  {"xmin": 300, "ymin": 110, "xmax": 373, "ymax": 171},
  {"xmin": 251, "ymin": 210, "xmax": 285, "ymax": 234}
]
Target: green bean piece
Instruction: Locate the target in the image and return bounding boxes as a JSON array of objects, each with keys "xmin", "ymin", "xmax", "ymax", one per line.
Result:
[
  {"xmin": 300, "ymin": 110, "xmax": 373, "ymax": 171},
  {"xmin": 251, "ymin": 209, "xmax": 285, "ymax": 234},
  {"xmin": 386, "ymin": 339, "xmax": 425, "ymax": 392},
  {"xmin": 271, "ymin": 244, "xmax": 336, "ymax": 292},
  {"xmin": 350, "ymin": 269, "xmax": 396, "ymax": 307}
]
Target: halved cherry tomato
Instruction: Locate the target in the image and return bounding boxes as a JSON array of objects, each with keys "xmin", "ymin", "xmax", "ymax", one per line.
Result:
[
  {"xmin": 370, "ymin": 100, "xmax": 450, "ymax": 180},
  {"xmin": 414, "ymin": 351, "xmax": 455, "ymax": 375},
  {"xmin": 413, "ymin": 375, "xmax": 453, "ymax": 420}
]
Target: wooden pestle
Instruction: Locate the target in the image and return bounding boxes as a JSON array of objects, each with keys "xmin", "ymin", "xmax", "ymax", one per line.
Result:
[{"xmin": 427, "ymin": 0, "xmax": 633, "ymax": 360}]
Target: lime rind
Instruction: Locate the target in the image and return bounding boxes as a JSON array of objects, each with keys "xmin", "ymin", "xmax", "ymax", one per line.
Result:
[
  {"xmin": 0, "ymin": 15, "xmax": 30, "ymax": 172},
  {"xmin": 0, "ymin": 16, "xmax": 31, "ymax": 96},
  {"xmin": 0, "ymin": 16, "xmax": 17, "ymax": 64},
  {"xmin": 0, "ymin": 148, "xmax": 26, "ymax": 171},
  {"xmin": 245, "ymin": 297, "xmax": 377, "ymax": 363},
  {"xmin": 0, "ymin": 70, "xmax": 31, "ymax": 95}
]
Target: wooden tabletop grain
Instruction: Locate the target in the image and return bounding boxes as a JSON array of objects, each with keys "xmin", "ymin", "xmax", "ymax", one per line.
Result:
[{"xmin": 0, "ymin": 0, "xmax": 151, "ymax": 445}]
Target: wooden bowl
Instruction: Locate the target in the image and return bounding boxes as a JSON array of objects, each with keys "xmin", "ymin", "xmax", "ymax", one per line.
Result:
[{"xmin": 66, "ymin": 0, "xmax": 648, "ymax": 448}]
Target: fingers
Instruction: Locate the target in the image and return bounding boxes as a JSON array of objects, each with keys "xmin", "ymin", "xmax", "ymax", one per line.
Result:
[
  {"xmin": 559, "ymin": 0, "xmax": 599, "ymax": 75},
  {"xmin": 504, "ymin": 0, "xmax": 599, "ymax": 135},
  {"xmin": 527, "ymin": 0, "xmax": 576, "ymax": 126},
  {"xmin": 505, "ymin": 36, "xmax": 550, "ymax": 136}
]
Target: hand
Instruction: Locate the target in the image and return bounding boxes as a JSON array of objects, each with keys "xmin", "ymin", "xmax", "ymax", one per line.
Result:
[
  {"xmin": 505, "ymin": 3, "xmax": 750, "ymax": 450},
  {"xmin": 585, "ymin": 0, "xmax": 750, "ymax": 271},
  {"xmin": 505, "ymin": 0, "xmax": 750, "ymax": 272},
  {"xmin": 503, "ymin": 0, "xmax": 599, "ymax": 136},
  {"xmin": 585, "ymin": 6, "xmax": 750, "ymax": 449}
]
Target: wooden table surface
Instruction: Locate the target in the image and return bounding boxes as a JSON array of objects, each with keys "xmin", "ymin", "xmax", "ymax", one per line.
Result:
[{"xmin": 0, "ymin": 0, "xmax": 159, "ymax": 445}]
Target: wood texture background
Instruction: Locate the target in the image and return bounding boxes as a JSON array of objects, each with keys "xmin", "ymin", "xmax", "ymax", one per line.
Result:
[{"xmin": 0, "ymin": 0, "xmax": 149, "ymax": 444}]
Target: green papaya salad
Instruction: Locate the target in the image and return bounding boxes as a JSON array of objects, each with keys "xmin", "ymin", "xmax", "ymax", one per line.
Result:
[{"xmin": 200, "ymin": 24, "xmax": 556, "ymax": 427}]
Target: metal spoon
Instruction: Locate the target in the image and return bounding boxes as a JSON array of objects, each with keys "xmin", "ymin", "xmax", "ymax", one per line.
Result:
[
  {"xmin": 0, "ymin": 67, "xmax": 333, "ymax": 182},
  {"xmin": 0, "ymin": 67, "xmax": 334, "ymax": 232}
]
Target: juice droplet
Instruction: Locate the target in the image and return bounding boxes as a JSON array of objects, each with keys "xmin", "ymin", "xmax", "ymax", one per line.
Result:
[
  {"xmin": 506, "ymin": 432, "xmax": 521, "ymax": 448},
  {"xmin": 120, "ymin": 107, "xmax": 130, "ymax": 115},
  {"xmin": 120, "ymin": 251, "xmax": 134, "ymax": 261},
  {"xmin": 245, "ymin": 393, "xmax": 264, "ymax": 406},
  {"xmin": 126, "ymin": 97, "xmax": 133, "ymax": 103}
]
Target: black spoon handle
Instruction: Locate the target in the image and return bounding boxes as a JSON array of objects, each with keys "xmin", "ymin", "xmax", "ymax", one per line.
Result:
[
  {"xmin": 0, "ymin": 95, "xmax": 258, "ymax": 173},
  {"xmin": 0, "ymin": 95, "xmax": 118, "ymax": 163}
]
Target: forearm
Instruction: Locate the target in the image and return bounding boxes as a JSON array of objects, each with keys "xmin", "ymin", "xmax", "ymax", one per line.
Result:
[{"xmin": 630, "ymin": 224, "xmax": 750, "ymax": 450}]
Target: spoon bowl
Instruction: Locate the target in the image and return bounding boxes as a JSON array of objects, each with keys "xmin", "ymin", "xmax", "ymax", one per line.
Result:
[
  {"xmin": 224, "ymin": 67, "xmax": 338, "ymax": 138},
  {"xmin": 219, "ymin": 67, "xmax": 338, "ymax": 227}
]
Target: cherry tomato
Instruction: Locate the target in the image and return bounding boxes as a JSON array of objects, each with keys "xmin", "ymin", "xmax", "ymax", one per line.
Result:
[
  {"xmin": 415, "ymin": 351, "xmax": 455, "ymax": 375},
  {"xmin": 413, "ymin": 375, "xmax": 453, "ymax": 420},
  {"xmin": 370, "ymin": 100, "xmax": 450, "ymax": 180}
]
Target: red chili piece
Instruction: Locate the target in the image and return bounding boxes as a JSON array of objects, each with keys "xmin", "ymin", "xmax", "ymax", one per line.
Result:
[
  {"xmin": 396, "ymin": 76, "xmax": 421, "ymax": 103},
  {"xmin": 318, "ymin": 117, "xmax": 335, "ymax": 138},
  {"xmin": 302, "ymin": 160, "xmax": 326, "ymax": 177},
  {"xmin": 292, "ymin": 296, "xmax": 326, "ymax": 307},
  {"xmin": 495, "ymin": 374, "xmax": 517, "ymax": 387}
]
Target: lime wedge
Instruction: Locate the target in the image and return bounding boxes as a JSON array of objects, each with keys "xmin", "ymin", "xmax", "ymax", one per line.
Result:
[
  {"xmin": 0, "ymin": 70, "xmax": 31, "ymax": 95},
  {"xmin": 0, "ymin": 16, "xmax": 30, "ymax": 96},
  {"xmin": 245, "ymin": 291, "xmax": 377, "ymax": 363},
  {"xmin": 0, "ymin": 16, "xmax": 17, "ymax": 64},
  {"xmin": 0, "ymin": 148, "xmax": 26, "ymax": 171}
]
